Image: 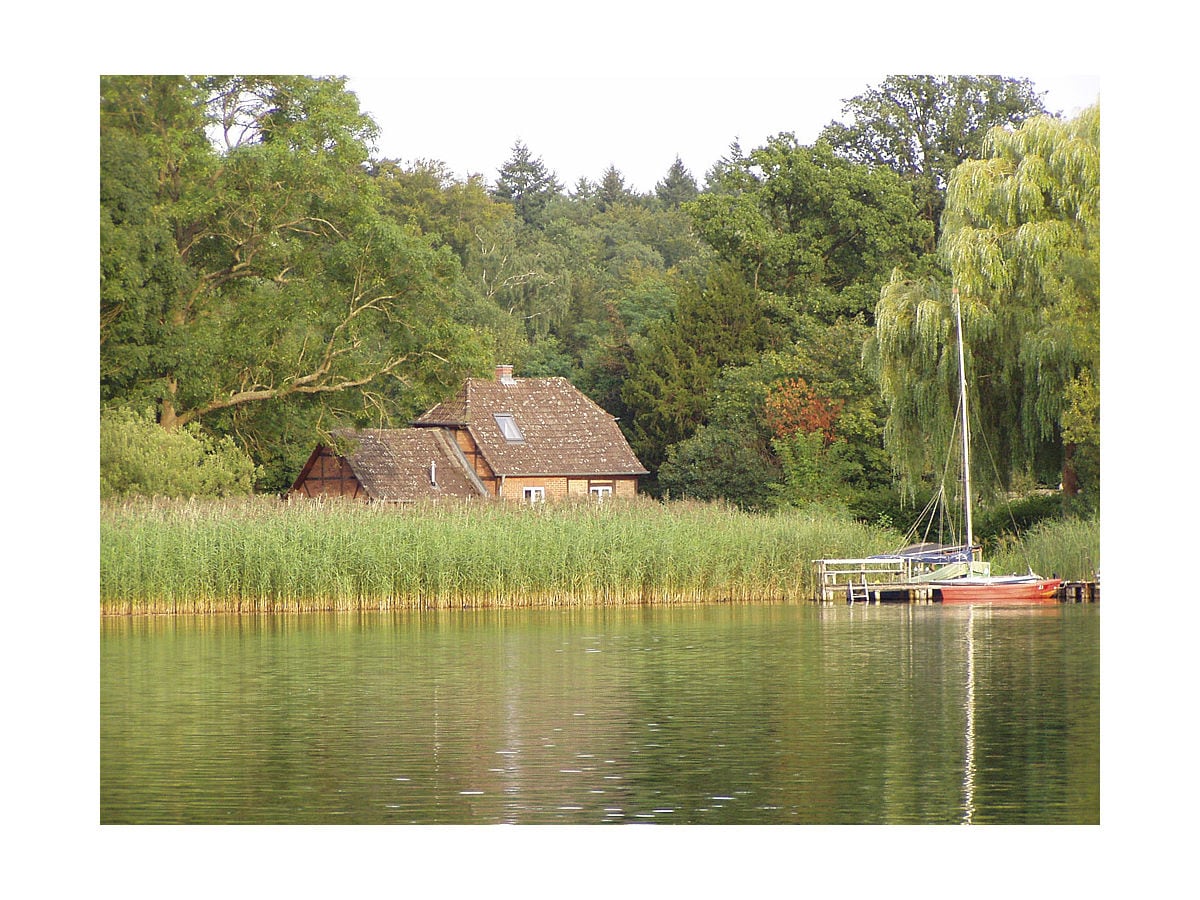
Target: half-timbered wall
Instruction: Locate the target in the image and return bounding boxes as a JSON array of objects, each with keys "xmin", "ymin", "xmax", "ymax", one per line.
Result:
[
  {"xmin": 446, "ymin": 426, "xmax": 498, "ymax": 494},
  {"xmin": 292, "ymin": 447, "xmax": 365, "ymax": 499}
]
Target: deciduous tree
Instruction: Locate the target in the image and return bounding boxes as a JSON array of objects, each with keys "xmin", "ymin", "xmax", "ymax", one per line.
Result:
[
  {"xmin": 820, "ymin": 75, "xmax": 1048, "ymax": 236},
  {"xmin": 687, "ymin": 136, "xmax": 932, "ymax": 320},
  {"xmin": 100, "ymin": 76, "xmax": 483, "ymax": 488}
]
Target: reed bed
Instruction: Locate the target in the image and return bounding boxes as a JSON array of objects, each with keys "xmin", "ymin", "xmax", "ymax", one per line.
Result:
[
  {"xmin": 989, "ymin": 515, "xmax": 1100, "ymax": 582},
  {"xmin": 100, "ymin": 497, "xmax": 899, "ymax": 615}
]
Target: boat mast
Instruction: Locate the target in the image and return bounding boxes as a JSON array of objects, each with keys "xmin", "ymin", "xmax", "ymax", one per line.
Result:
[{"xmin": 953, "ymin": 288, "xmax": 974, "ymax": 555}]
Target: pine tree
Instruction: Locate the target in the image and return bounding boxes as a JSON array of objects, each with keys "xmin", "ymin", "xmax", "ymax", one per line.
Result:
[
  {"xmin": 596, "ymin": 165, "xmax": 635, "ymax": 211},
  {"xmin": 655, "ymin": 156, "xmax": 698, "ymax": 208},
  {"xmin": 491, "ymin": 140, "xmax": 562, "ymax": 226}
]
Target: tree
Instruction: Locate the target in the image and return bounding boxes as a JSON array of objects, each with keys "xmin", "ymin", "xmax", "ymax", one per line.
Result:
[
  {"xmin": 687, "ymin": 136, "xmax": 933, "ymax": 320},
  {"xmin": 595, "ymin": 165, "xmax": 636, "ymax": 211},
  {"xmin": 621, "ymin": 264, "xmax": 776, "ymax": 474},
  {"xmin": 655, "ymin": 156, "xmax": 699, "ymax": 208},
  {"xmin": 368, "ymin": 158, "xmax": 511, "ymax": 266},
  {"xmin": 820, "ymin": 75, "xmax": 1048, "ymax": 237},
  {"xmin": 101, "ymin": 76, "xmax": 484, "ymax": 488},
  {"xmin": 767, "ymin": 431, "xmax": 854, "ymax": 511},
  {"xmin": 764, "ymin": 377, "xmax": 843, "ymax": 445},
  {"xmin": 870, "ymin": 106, "xmax": 1100, "ymax": 501},
  {"xmin": 657, "ymin": 424, "xmax": 779, "ymax": 509},
  {"xmin": 491, "ymin": 140, "xmax": 563, "ymax": 227}
]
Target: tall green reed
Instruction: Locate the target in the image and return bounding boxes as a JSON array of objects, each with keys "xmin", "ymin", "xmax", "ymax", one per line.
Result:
[
  {"xmin": 101, "ymin": 496, "xmax": 904, "ymax": 614},
  {"xmin": 990, "ymin": 515, "xmax": 1100, "ymax": 581}
]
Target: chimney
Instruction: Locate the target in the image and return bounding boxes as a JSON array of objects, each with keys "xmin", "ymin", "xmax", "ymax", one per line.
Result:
[{"xmin": 495, "ymin": 364, "xmax": 516, "ymax": 385}]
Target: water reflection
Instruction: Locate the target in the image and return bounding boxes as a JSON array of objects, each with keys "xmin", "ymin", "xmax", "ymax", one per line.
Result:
[
  {"xmin": 101, "ymin": 603, "xmax": 1099, "ymax": 824},
  {"xmin": 962, "ymin": 606, "xmax": 976, "ymax": 825}
]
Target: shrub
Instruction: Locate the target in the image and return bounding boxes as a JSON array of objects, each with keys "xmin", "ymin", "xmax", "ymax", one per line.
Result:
[
  {"xmin": 100, "ymin": 407, "xmax": 260, "ymax": 499},
  {"xmin": 974, "ymin": 491, "xmax": 1063, "ymax": 542}
]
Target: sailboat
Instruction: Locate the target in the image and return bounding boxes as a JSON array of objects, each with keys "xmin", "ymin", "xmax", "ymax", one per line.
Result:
[{"xmin": 930, "ymin": 289, "xmax": 1061, "ymax": 605}]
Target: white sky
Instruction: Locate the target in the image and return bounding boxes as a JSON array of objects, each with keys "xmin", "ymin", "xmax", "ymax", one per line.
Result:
[{"xmin": 348, "ymin": 74, "xmax": 1100, "ymax": 194}]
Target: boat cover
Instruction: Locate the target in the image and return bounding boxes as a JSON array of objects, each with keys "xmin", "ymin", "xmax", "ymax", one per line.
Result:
[{"xmin": 871, "ymin": 543, "xmax": 975, "ymax": 564}]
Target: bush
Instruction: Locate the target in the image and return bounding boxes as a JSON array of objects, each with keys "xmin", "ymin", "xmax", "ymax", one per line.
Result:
[
  {"xmin": 974, "ymin": 491, "xmax": 1064, "ymax": 542},
  {"xmin": 100, "ymin": 407, "xmax": 260, "ymax": 499}
]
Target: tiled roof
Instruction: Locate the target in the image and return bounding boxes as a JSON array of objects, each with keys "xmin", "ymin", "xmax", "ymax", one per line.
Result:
[
  {"xmin": 414, "ymin": 376, "xmax": 648, "ymax": 477},
  {"xmin": 330, "ymin": 428, "xmax": 488, "ymax": 501}
]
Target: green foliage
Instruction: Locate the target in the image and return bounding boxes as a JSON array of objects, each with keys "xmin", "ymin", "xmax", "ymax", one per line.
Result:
[
  {"xmin": 100, "ymin": 76, "xmax": 487, "ymax": 488},
  {"xmin": 990, "ymin": 515, "xmax": 1099, "ymax": 582},
  {"xmin": 687, "ymin": 136, "xmax": 932, "ymax": 318},
  {"xmin": 621, "ymin": 264, "xmax": 774, "ymax": 472},
  {"xmin": 767, "ymin": 431, "xmax": 853, "ymax": 510},
  {"xmin": 820, "ymin": 75, "xmax": 1048, "ymax": 231},
  {"xmin": 1061, "ymin": 369, "xmax": 1100, "ymax": 508},
  {"xmin": 595, "ymin": 165, "xmax": 636, "ymax": 211},
  {"xmin": 973, "ymin": 491, "xmax": 1065, "ymax": 543},
  {"xmin": 871, "ymin": 106, "xmax": 1099, "ymax": 502},
  {"xmin": 654, "ymin": 156, "xmax": 699, "ymax": 208},
  {"xmin": 519, "ymin": 335, "xmax": 577, "ymax": 378},
  {"xmin": 97, "ymin": 73, "xmax": 1095, "ymax": 518},
  {"xmin": 657, "ymin": 425, "xmax": 779, "ymax": 509},
  {"xmin": 369, "ymin": 158, "xmax": 513, "ymax": 265},
  {"xmin": 101, "ymin": 407, "xmax": 260, "ymax": 499}
]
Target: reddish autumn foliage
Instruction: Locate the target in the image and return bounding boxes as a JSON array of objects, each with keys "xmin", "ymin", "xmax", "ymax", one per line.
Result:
[{"xmin": 764, "ymin": 377, "xmax": 844, "ymax": 445}]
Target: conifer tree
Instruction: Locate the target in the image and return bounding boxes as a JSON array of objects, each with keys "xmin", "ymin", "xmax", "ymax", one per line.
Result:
[
  {"xmin": 655, "ymin": 156, "xmax": 699, "ymax": 208},
  {"xmin": 491, "ymin": 140, "xmax": 562, "ymax": 226}
]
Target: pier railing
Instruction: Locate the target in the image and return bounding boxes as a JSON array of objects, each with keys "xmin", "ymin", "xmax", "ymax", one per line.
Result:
[
  {"xmin": 815, "ymin": 557, "xmax": 902, "ymax": 602},
  {"xmin": 813, "ymin": 557, "xmax": 938, "ymax": 604}
]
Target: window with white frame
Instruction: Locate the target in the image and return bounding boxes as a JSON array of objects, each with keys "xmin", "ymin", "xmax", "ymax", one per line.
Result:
[
  {"xmin": 523, "ymin": 486, "xmax": 545, "ymax": 504},
  {"xmin": 589, "ymin": 485, "xmax": 613, "ymax": 502}
]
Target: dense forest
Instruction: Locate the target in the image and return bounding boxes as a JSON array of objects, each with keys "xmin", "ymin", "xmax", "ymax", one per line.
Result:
[{"xmin": 100, "ymin": 75, "xmax": 1099, "ymax": 527}]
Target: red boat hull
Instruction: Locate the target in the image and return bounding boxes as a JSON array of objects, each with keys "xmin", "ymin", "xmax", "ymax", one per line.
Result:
[{"xmin": 937, "ymin": 578, "xmax": 1063, "ymax": 604}]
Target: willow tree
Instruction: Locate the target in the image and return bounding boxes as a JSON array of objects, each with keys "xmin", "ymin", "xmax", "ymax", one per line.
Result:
[{"xmin": 870, "ymin": 106, "xmax": 1100, "ymax": 503}]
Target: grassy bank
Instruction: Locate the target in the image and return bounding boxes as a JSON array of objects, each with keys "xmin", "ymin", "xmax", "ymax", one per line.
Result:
[{"xmin": 100, "ymin": 497, "xmax": 900, "ymax": 614}]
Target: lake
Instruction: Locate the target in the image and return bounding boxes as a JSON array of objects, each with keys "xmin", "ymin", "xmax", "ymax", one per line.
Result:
[{"xmin": 100, "ymin": 601, "xmax": 1099, "ymax": 824}]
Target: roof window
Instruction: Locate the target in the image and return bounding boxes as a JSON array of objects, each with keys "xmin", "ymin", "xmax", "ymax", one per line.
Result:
[{"xmin": 493, "ymin": 413, "xmax": 525, "ymax": 442}]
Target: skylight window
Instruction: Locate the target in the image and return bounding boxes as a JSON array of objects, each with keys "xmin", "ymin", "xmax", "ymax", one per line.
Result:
[{"xmin": 493, "ymin": 413, "xmax": 524, "ymax": 442}]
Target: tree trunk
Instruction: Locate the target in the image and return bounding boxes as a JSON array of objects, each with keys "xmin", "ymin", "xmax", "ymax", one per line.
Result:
[
  {"xmin": 1061, "ymin": 442, "xmax": 1080, "ymax": 496},
  {"xmin": 159, "ymin": 378, "xmax": 180, "ymax": 431}
]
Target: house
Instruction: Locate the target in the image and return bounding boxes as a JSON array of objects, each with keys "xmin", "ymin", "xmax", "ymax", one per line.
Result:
[
  {"xmin": 289, "ymin": 427, "xmax": 490, "ymax": 503},
  {"xmin": 289, "ymin": 365, "xmax": 648, "ymax": 503}
]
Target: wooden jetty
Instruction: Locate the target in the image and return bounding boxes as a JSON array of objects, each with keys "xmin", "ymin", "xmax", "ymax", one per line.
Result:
[
  {"xmin": 815, "ymin": 557, "xmax": 939, "ymax": 604},
  {"xmin": 814, "ymin": 557, "xmax": 1099, "ymax": 605},
  {"xmin": 1059, "ymin": 581, "xmax": 1099, "ymax": 603}
]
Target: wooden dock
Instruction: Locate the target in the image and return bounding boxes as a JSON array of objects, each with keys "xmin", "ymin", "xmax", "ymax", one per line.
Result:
[
  {"xmin": 814, "ymin": 557, "xmax": 1099, "ymax": 605},
  {"xmin": 1059, "ymin": 581, "xmax": 1099, "ymax": 603},
  {"xmin": 815, "ymin": 557, "xmax": 940, "ymax": 604}
]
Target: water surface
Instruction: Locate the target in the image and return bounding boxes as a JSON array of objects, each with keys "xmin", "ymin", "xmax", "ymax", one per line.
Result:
[{"xmin": 100, "ymin": 602, "xmax": 1099, "ymax": 824}]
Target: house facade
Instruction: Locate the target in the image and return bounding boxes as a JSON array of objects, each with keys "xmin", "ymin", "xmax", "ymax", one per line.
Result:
[{"xmin": 289, "ymin": 366, "xmax": 647, "ymax": 503}]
